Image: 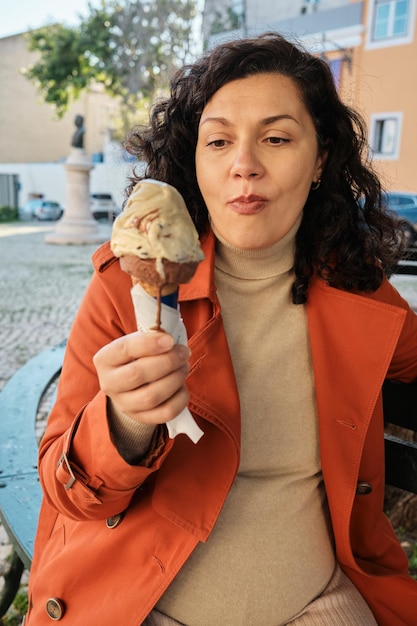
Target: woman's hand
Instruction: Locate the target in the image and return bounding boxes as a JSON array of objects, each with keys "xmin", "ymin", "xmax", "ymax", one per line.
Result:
[{"xmin": 93, "ymin": 332, "xmax": 191, "ymax": 425}]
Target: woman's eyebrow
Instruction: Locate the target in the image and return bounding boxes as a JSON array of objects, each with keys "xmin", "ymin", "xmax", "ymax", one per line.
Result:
[
  {"xmin": 199, "ymin": 114, "xmax": 299, "ymax": 127},
  {"xmin": 199, "ymin": 116, "xmax": 230, "ymax": 127},
  {"xmin": 262, "ymin": 114, "xmax": 299, "ymax": 126}
]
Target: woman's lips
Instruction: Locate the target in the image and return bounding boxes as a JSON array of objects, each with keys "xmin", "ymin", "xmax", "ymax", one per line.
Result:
[{"xmin": 227, "ymin": 195, "xmax": 268, "ymax": 214}]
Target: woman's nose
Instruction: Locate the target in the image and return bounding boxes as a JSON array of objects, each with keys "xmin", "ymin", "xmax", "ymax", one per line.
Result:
[{"xmin": 230, "ymin": 145, "xmax": 264, "ymax": 179}]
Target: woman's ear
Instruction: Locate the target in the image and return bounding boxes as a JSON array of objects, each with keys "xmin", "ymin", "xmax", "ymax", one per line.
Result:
[{"xmin": 315, "ymin": 149, "xmax": 328, "ymax": 182}]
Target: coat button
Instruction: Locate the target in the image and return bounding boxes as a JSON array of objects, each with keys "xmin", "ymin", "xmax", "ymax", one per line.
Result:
[
  {"xmin": 106, "ymin": 513, "xmax": 124, "ymax": 528},
  {"xmin": 46, "ymin": 597, "xmax": 65, "ymax": 620},
  {"xmin": 356, "ymin": 481, "xmax": 373, "ymax": 495}
]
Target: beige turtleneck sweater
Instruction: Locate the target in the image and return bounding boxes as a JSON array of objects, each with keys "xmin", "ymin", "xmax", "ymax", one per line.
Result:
[{"xmin": 157, "ymin": 221, "xmax": 336, "ymax": 625}]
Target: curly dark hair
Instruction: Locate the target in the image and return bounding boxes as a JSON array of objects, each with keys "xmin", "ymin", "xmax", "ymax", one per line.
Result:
[{"xmin": 124, "ymin": 32, "xmax": 404, "ymax": 303}]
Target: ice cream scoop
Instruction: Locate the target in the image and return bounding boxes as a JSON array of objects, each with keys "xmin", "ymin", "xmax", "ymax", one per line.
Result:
[{"xmin": 111, "ymin": 178, "xmax": 204, "ymax": 299}]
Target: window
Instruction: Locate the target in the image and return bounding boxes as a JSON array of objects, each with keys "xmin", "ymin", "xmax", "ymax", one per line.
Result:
[
  {"xmin": 370, "ymin": 112, "xmax": 402, "ymax": 160},
  {"xmin": 366, "ymin": 0, "xmax": 415, "ymax": 48},
  {"xmin": 374, "ymin": 0, "xmax": 408, "ymax": 39}
]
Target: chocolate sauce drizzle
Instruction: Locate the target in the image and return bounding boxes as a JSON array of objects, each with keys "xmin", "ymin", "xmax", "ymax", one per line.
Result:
[
  {"xmin": 150, "ymin": 285, "xmax": 178, "ymax": 332},
  {"xmin": 151, "ymin": 285, "xmax": 164, "ymax": 332}
]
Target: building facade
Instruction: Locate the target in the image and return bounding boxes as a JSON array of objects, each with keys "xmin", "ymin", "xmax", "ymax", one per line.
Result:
[
  {"xmin": 204, "ymin": 0, "xmax": 417, "ymax": 193},
  {"xmin": 357, "ymin": 0, "xmax": 416, "ymax": 191},
  {"xmin": 0, "ymin": 33, "xmax": 119, "ymax": 164}
]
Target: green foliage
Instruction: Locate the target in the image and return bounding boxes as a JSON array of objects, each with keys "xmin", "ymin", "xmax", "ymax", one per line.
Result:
[
  {"xmin": 23, "ymin": 0, "xmax": 196, "ymax": 121},
  {"xmin": 0, "ymin": 206, "xmax": 18, "ymax": 221},
  {"xmin": 209, "ymin": 10, "xmax": 227, "ymax": 36},
  {"xmin": 409, "ymin": 542, "xmax": 417, "ymax": 579},
  {"xmin": 13, "ymin": 590, "xmax": 28, "ymax": 615},
  {"xmin": 2, "ymin": 615, "xmax": 23, "ymax": 626},
  {"xmin": 1, "ymin": 590, "xmax": 28, "ymax": 625},
  {"xmin": 208, "ymin": 6, "xmax": 244, "ymax": 36}
]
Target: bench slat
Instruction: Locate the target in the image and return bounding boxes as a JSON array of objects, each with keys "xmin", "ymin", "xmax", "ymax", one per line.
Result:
[
  {"xmin": 383, "ymin": 380, "xmax": 417, "ymax": 495},
  {"xmin": 0, "ymin": 342, "xmax": 66, "ymax": 478},
  {"xmin": 393, "ymin": 263, "xmax": 417, "ymax": 276},
  {"xmin": 0, "ymin": 476, "xmax": 42, "ymax": 569},
  {"xmin": 383, "ymin": 380, "xmax": 417, "ymax": 431},
  {"xmin": 0, "ymin": 341, "xmax": 66, "ymax": 568},
  {"xmin": 385, "ymin": 435, "xmax": 417, "ymax": 493}
]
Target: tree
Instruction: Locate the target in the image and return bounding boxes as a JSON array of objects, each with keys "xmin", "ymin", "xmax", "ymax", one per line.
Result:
[
  {"xmin": 23, "ymin": 0, "xmax": 197, "ymax": 124},
  {"xmin": 209, "ymin": 6, "xmax": 244, "ymax": 38}
]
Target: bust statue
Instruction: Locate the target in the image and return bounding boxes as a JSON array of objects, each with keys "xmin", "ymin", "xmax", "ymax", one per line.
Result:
[{"xmin": 71, "ymin": 114, "xmax": 85, "ymax": 149}]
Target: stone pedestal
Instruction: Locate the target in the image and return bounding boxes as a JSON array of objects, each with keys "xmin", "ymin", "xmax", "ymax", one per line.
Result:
[{"xmin": 45, "ymin": 148, "xmax": 109, "ymax": 245}]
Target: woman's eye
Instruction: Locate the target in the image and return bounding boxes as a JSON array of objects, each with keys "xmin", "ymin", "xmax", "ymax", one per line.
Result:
[
  {"xmin": 207, "ymin": 139, "xmax": 227, "ymax": 147},
  {"xmin": 266, "ymin": 136, "xmax": 288, "ymax": 145}
]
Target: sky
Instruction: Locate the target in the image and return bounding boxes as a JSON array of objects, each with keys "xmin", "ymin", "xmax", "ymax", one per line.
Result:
[
  {"xmin": 0, "ymin": 0, "xmax": 204, "ymax": 40},
  {"xmin": 0, "ymin": 0, "xmax": 102, "ymax": 39}
]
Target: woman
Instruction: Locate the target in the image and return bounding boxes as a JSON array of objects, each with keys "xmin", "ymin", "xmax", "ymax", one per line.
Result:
[{"xmin": 26, "ymin": 33, "xmax": 417, "ymax": 625}]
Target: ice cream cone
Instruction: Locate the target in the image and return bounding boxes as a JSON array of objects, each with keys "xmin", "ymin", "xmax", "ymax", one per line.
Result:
[{"xmin": 110, "ymin": 179, "xmax": 205, "ymax": 442}]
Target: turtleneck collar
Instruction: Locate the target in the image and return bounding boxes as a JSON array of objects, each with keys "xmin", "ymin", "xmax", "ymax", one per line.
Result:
[{"xmin": 213, "ymin": 215, "xmax": 300, "ymax": 280}]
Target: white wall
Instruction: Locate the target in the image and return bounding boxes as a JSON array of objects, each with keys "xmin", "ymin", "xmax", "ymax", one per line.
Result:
[{"xmin": 0, "ymin": 144, "xmax": 144, "ymax": 210}]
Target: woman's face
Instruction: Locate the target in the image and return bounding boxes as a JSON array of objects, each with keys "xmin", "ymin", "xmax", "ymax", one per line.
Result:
[{"xmin": 196, "ymin": 73, "xmax": 326, "ymax": 249}]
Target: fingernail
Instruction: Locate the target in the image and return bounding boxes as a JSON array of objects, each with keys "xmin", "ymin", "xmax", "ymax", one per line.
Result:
[
  {"xmin": 178, "ymin": 345, "xmax": 191, "ymax": 359},
  {"xmin": 157, "ymin": 333, "xmax": 174, "ymax": 349}
]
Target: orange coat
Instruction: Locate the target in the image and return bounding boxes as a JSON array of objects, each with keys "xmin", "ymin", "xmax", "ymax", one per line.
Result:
[{"xmin": 26, "ymin": 232, "xmax": 417, "ymax": 625}]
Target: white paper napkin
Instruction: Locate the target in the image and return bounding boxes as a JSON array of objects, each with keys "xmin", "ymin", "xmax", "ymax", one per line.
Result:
[{"xmin": 130, "ymin": 283, "xmax": 204, "ymax": 444}]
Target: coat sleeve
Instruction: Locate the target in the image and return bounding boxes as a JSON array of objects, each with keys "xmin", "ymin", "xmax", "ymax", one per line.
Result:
[{"xmin": 38, "ymin": 244, "xmax": 174, "ymax": 521}]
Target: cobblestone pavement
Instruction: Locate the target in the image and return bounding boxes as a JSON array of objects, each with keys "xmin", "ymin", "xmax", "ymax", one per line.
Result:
[
  {"xmin": 0, "ymin": 220, "xmax": 111, "ymax": 610},
  {"xmin": 0, "ymin": 221, "xmax": 111, "ymax": 390},
  {"xmin": 0, "ymin": 221, "xmax": 417, "ymax": 614}
]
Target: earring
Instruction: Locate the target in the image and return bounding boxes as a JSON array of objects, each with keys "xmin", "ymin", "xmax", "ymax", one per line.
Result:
[{"xmin": 311, "ymin": 179, "xmax": 321, "ymax": 191}]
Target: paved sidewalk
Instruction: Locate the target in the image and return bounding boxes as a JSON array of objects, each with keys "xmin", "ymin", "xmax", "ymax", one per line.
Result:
[{"xmin": 0, "ymin": 221, "xmax": 112, "ymax": 390}]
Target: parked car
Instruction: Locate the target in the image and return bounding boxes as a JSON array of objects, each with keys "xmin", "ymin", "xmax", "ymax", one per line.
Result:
[
  {"xmin": 33, "ymin": 200, "xmax": 63, "ymax": 221},
  {"xmin": 90, "ymin": 193, "xmax": 120, "ymax": 220},
  {"xmin": 383, "ymin": 192, "xmax": 417, "ymax": 224},
  {"xmin": 383, "ymin": 192, "xmax": 417, "ymax": 247},
  {"xmin": 19, "ymin": 199, "xmax": 63, "ymax": 221}
]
